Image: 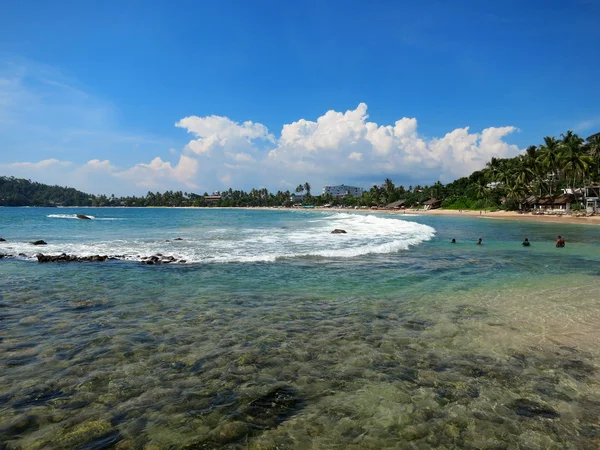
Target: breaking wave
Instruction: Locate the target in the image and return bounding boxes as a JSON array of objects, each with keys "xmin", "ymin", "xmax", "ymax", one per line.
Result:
[{"xmin": 7, "ymin": 212, "xmax": 435, "ymax": 264}]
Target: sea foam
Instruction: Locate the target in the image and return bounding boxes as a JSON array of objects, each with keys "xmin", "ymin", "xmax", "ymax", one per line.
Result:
[{"xmin": 10, "ymin": 211, "xmax": 435, "ymax": 264}]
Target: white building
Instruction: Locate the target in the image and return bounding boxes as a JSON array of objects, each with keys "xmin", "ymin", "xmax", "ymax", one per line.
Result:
[{"xmin": 322, "ymin": 184, "xmax": 364, "ymax": 198}]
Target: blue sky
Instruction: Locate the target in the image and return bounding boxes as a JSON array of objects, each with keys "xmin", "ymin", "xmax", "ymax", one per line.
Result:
[{"xmin": 1, "ymin": 0, "xmax": 599, "ymax": 195}]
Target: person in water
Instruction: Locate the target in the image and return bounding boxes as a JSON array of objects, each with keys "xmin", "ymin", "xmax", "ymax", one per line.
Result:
[
  {"xmin": 522, "ymin": 238, "xmax": 531, "ymax": 247},
  {"xmin": 556, "ymin": 236, "xmax": 565, "ymax": 248},
  {"xmin": 477, "ymin": 238, "xmax": 482, "ymax": 245},
  {"xmin": 451, "ymin": 238, "xmax": 456, "ymax": 243}
]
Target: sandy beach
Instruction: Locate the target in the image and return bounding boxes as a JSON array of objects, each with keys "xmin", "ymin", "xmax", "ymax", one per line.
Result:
[
  {"xmin": 384, "ymin": 208, "xmax": 600, "ymax": 225},
  {"xmin": 276, "ymin": 206, "xmax": 600, "ymax": 225}
]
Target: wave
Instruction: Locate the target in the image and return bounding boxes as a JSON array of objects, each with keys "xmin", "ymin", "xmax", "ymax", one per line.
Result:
[{"xmin": 7, "ymin": 212, "xmax": 435, "ymax": 264}]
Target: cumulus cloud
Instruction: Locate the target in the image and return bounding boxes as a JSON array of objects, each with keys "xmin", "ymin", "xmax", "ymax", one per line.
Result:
[
  {"xmin": 114, "ymin": 155, "xmax": 199, "ymax": 190},
  {"xmin": 2, "ymin": 101, "xmax": 521, "ymax": 195},
  {"xmin": 266, "ymin": 103, "xmax": 520, "ymax": 184},
  {"xmin": 176, "ymin": 115, "xmax": 274, "ymax": 156}
]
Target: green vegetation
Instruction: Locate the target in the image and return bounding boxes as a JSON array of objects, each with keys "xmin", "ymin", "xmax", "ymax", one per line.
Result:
[{"xmin": 2, "ymin": 130, "xmax": 599, "ymax": 209}]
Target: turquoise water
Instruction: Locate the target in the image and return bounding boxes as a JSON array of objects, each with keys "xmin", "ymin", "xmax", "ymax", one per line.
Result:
[{"xmin": 1, "ymin": 208, "xmax": 600, "ymax": 449}]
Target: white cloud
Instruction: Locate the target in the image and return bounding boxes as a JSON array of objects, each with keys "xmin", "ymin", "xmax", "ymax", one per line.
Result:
[
  {"xmin": 82, "ymin": 159, "xmax": 116, "ymax": 172},
  {"xmin": 233, "ymin": 152, "xmax": 255, "ymax": 163},
  {"xmin": 176, "ymin": 115, "xmax": 274, "ymax": 156},
  {"xmin": 1, "ymin": 158, "xmax": 72, "ymax": 169},
  {"xmin": 1, "ymin": 98, "xmax": 522, "ymax": 194},
  {"xmin": 267, "ymin": 103, "xmax": 521, "ymax": 184},
  {"xmin": 114, "ymin": 155, "xmax": 199, "ymax": 190}
]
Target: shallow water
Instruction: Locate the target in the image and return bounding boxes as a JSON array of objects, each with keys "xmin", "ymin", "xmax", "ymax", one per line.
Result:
[{"xmin": 1, "ymin": 208, "xmax": 600, "ymax": 449}]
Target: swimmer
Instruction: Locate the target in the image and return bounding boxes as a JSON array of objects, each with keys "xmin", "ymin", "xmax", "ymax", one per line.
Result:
[
  {"xmin": 477, "ymin": 238, "xmax": 482, "ymax": 245},
  {"xmin": 451, "ymin": 238, "xmax": 456, "ymax": 243},
  {"xmin": 556, "ymin": 236, "xmax": 565, "ymax": 248},
  {"xmin": 522, "ymin": 238, "xmax": 531, "ymax": 247}
]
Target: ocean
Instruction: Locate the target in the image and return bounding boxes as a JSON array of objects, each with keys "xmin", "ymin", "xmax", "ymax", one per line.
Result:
[{"xmin": 1, "ymin": 207, "xmax": 600, "ymax": 449}]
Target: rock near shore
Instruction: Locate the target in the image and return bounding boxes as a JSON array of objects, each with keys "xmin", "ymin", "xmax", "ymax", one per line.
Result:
[
  {"xmin": 31, "ymin": 240, "xmax": 47, "ymax": 245},
  {"xmin": 331, "ymin": 229, "xmax": 347, "ymax": 234},
  {"xmin": 141, "ymin": 255, "xmax": 179, "ymax": 264},
  {"xmin": 36, "ymin": 253, "xmax": 109, "ymax": 263},
  {"xmin": 0, "ymin": 237, "xmax": 6, "ymax": 242}
]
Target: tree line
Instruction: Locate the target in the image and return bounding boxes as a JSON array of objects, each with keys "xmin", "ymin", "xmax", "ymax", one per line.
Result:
[{"xmin": 1, "ymin": 130, "xmax": 598, "ymax": 209}]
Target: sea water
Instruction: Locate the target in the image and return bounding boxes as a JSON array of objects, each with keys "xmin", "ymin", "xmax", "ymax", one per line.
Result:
[{"xmin": 1, "ymin": 208, "xmax": 600, "ymax": 449}]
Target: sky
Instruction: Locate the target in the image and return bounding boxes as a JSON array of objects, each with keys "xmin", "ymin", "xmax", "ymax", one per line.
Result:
[{"xmin": 1, "ymin": 0, "xmax": 599, "ymax": 196}]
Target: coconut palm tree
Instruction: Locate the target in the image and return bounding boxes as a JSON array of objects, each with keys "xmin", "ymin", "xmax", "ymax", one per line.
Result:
[
  {"xmin": 586, "ymin": 134, "xmax": 600, "ymax": 182},
  {"xmin": 561, "ymin": 146, "xmax": 593, "ymax": 189},
  {"xmin": 537, "ymin": 137, "xmax": 562, "ymax": 195},
  {"xmin": 474, "ymin": 178, "xmax": 490, "ymax": 210},
  {"xmin": 303, "ymin": 182, "xmax": 311, "ymax": 196}
]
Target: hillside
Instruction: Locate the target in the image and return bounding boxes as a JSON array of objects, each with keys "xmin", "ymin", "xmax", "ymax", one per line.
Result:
[{"xmin": 0, "ymin": 176, "xmax": 94, "ymax": 207}]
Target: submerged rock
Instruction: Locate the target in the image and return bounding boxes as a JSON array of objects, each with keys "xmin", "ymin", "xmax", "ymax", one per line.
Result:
[
  {"xmin": 31, "ymin": 240, "xmax": 47, "ymax": 245},
  {"xmin": 174, "ymin": 237, "xmax": 183, "ymax": 241},
  {"xmin": 76, "ymin": 214, "xmax": 92, "ymax": 220},
  {"xmin": 0, "ymin": 238, "xmax": 5, "ymax": 242},
  {"xmin": 13, "ymin": 387, "xmax": 65, "ymax": 409},
  {"xmin": 331, "ymin": 229, "xmax": 347, "ymax": 234},
  {"xmin": 242, "ymin": 385, "xmax": 305, "ymax": 429},
  {"xmin": 510, "ymin": 398, "xmax": 559, "ymax": 418},
  {"xmin": 36, "ymin": 253, "xmax": 108, "ymax": 263},
  {"xmin": 56, "ymin": 419, "xmax": 117, "ymax": 448}
]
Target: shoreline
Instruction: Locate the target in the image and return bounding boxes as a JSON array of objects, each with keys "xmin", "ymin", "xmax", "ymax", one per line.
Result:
[
  {"xmin": 227, "ymin": 206, "xmax": 600, "ymax": 226},
  {"xmin": 22, "ymin": 205, "xmax": 600, "ymax": 226},
  {"xmin": 381, "ymin": 208, "xmax": 600, "ymax": 225}
]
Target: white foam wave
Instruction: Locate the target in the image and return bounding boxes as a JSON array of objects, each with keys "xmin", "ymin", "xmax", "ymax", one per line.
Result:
[{"xmin": 7, "ymin": 212, "xmax": 435, "ymax": 264}]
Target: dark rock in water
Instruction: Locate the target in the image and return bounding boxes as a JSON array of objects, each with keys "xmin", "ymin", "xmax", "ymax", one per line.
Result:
[
  {"xmin": 13, "ymin": 387, "xmax": 65, "ymax": 409},
  {"xmin": 75, "ymin": 430, "xmax": 121, "ymax": 449},
  {"xmin": 140, "ymin": 255, "xmax": 180, "ymax": 265},
  {"xmin": 242, "ymin": 386, "xmax": 305, "ymax": 429},
  {"xmin": 174, "ymin": 237, "xmax": 183, "ymax": 241},
  {"xmin": 76, "ymin": 214, "xmax": 92, "ymax": 220},
  {"xmin": 510, "ymin": 398, "xmax": 559, "ymax": 418},
  {"xmin": 562, "ymin": 359, "xmax": 595, "ymax": 381},
  {"xmin": 179, "ymin": 260, "xmax": 187, "ymax": 263},
  {"xmin": 31, "ymin": 240, "xmax": 47, "ymax": 245},
  {"xmin": 331, "ymin": 229, "xmax": 347, "ymax": 234},
  {"xmin": 0, "ymin": 415, "xmax": 40, "ymax": 438},
  {"xmin": 0, "ymin": 238, "xmax": 5, "ymax": 242},
  {"xmin": 36, "ymin": 253, "xmax": 108, "ymax": 263},
  {"xmin": 403, "ymin": 319, "xmax": 432, "ymax": 330}
]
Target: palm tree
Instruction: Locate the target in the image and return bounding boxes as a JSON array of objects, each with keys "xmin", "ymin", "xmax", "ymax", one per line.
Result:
[
  {"xmin": 474, "ymin": 178, "xmax": 490, "ymax": 210},
  {"xmin": 382, "ymin": 178, "xmax": 395, "ymax": 203},
  {"xmin": 586, "ymin": 134, "xmax": 600, "ymax": 182},
  {"xmin": 494, "ymin": 162, "xmax": 514, "ymax": 188},
  {"xmin": 486, "ymin": 157, "xmax": 502, "ymax": 181},
  {"xmin": 537, "ymin": 137, "xmax": 562, "ymax": 195},
  {"xmin": 561, "ymin": 146, "xmax": 593, "ymax": 189},
  {"xmin": 504, "ymin": 183, "xmax": 526, "ymax": 209},
  {"xmin": 303, "ymin": 182, "xmax": 311, "ymax": 196},
  {"xmin": 295, "ymin": 184, "xmax": 304, "ymax": 194}
]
